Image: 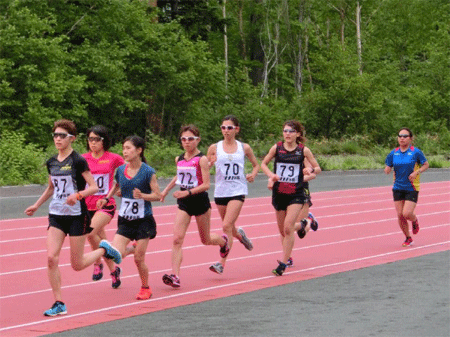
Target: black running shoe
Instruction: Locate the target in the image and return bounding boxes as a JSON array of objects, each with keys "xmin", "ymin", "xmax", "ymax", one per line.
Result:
[
  {"xmin": 297, "ymin": 219, "xmax": 307, "ymax": 239},
  {"xmin": 272, "ymin": 261, "xmax": 287, "ymax": 276}
]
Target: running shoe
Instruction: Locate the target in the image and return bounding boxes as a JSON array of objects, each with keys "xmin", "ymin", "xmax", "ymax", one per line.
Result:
[
  {"xmin": 111, "ymin": 266, "xmax": 121, "ymax": 289},
  {"xmin": 272, "ymin": 261, "xmax": 287, "ymax": 276},
  {"xmin": 99, "ymin": 240, "xmax": 122, "ymax": 264},
  {"xmin": 286, "ymin": 257, "xmax": 294, "ymax": 268},
  {"xmin": 44, "ymin": 301, "xmax": 67, "ymax": 317},
  {"xmin": 209, "ymin": 262, "xmax": 224, "ymax": 274},
  {"xmin": 92, "ymin": 263, "xmax": 103, "ymax": 281},
  {"xmin": 412, "ymin": 219, "xmax": 420, "ymax": 235},
  {"xmin": 136, "ymin": 286, "xmax": 152, "ymax": 300},
  {"xmin": 297, "ymin": 219, "xmax": 307, "ymax": 239},
  {"xmin": 162, "ymin": 274, "xmax": 181, "ymax": 288},
  {"xmin": 237, "ymin": 227, "xmax": 253, "ymax": 251},
  {"xmin": 402, "ymin": 237, "xmax": 413, "ymax": 247},
  {"xmin": 220, "ymin": 235, "xmax": 230, "ymax": 258},
  {"xmin": 308, "ymin": 212, "xmax": 319, "ymax": 231}
]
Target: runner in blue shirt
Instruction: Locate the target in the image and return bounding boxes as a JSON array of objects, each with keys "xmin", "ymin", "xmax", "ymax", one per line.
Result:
[
  {"xmin": 98, "ymin": 135, "xmax": 161, "ymax": 300},
  {"xmin": 384, "ymin": 128, "xmax": 429, "ymax": 247}
]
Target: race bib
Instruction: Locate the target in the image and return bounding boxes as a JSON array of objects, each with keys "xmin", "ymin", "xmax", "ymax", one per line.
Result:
[
  {"xmin": 276, "ymin": 163, "xmax": 300, "ymax": 183},
  {"xmin": 176, "ymin": 167, "xmax": 198, "ymax": 189},
  {"xmin": 51, "ymin": 175, "xmax": 75, "ymax": 201},
  {"xmin": 119, "ymin": 197, "xmax": 144, "ymax": 220},
  {"xmin": 90, "ymin": 174, "xmax": 109, "ymax": 196},
  {"xmin": 220, "ymin": 162, "xmax": 242, "ymax": 181}
]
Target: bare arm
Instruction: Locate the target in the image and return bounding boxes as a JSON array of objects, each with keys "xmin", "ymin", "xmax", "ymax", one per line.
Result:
[
  {"xmin": 24, "ymin": 176, "xmax": 54, "ymax": 216},
  {"xmin": 244, "ymin": 143, "xmax": 260, "ymax": 183},
  {"xmin": 260, "ymin": 144, "xmax": 278, "ymax": 180},
  {"xmin": 161, "ymin": 156, "xmax": 179, "ymax": 202},
  {"xmin": 66, "ymin": 170, "xmax": 99, "ymax": 206},
  {"xmin": 207, "ymin": 143, "xmax": 217, "ymax": 169}
]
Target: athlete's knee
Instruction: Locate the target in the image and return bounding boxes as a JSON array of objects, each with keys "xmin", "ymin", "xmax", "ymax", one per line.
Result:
[
  {"xmin": 402, "ymin": 210, "xmax": 414, "ymax": 220},
  {"xmin": 47, "ymin": 254, "xmax": 59, "ymax": 269},
  {"xmin": 284, "ymin": 227, "xmax": 294, "ymax": 236},
  {"xmin": 134, "ymin": 252, "xmax": 145, "ymax": 265},
  {"xmin": 200, "ymin": 236, "xmax": 212, "ymax": 245},
  {"xmin": 70, "ymin": 259, "xmax": 84, "ymax": 271},
  {"xmin": 222, "ymin": 222, "xmax": 234, "ymax": 234},
  {"xmin": 173, "ymin": 236, "xmax": 184, "ymax": 247}
]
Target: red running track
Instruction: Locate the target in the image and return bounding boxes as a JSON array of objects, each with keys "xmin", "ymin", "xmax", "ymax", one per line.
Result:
[{"xmin": 0, "ymin": 182, "xmax": 449, "ymax": 336}]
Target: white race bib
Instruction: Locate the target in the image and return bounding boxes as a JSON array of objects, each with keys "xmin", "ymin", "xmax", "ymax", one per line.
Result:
[
  {"xmin": 119, "ymin": 197, "xmax": 144, "ymax": 220},
  {"xmin": 176, "ymin": 167, "xmax": 198, "ymax": 189},
  {"xmin": 91, "ymin": 174, "xmax": 109, "ymax": 196},
  {"xmin": 220, "ymin": 162, "xmax": 242, "ymax": 181},
  {"xmin": 51, "ymin": 175, "xmax": 75, "ymax": 201},
  {"xmin": 276, "ymin": 163, "xmax": 300, "ymax": 183}
]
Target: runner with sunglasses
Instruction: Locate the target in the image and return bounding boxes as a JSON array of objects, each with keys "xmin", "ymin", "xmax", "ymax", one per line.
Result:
[
  {"xmin": 161, "ymin": 125, "xmax": 230, "ymax": 287},
  {"xmin": 97, "ymin": 135, "xmax": 161, "ymax": 300},
  {"xmin": 261, "ymin": 120, "xmax": 321, "ymax": 276},
  {"xmin": 82, "ymin": 125, "xmax": 125, "ymax": 288},
  {"xmin": 207, "ymin": 115, "xmax": 260, "ymax": 274},
  {"xmin": 25, "ymin": 119, "xmax": 121, "ymax": 317},
  {"xmin": 384, "ymin": 127, "xmax": 429, "ymax": 247}
]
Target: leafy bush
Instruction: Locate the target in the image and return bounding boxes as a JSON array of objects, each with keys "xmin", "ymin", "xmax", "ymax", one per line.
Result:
[{"xmin": 0, "ymin": 131, "xmax": 47, "ymax": 185}]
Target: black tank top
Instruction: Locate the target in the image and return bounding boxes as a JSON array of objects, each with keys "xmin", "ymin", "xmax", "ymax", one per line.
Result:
[{"xmin": 273, "ymin": 141, "xmax": 305, "ymax": 195}]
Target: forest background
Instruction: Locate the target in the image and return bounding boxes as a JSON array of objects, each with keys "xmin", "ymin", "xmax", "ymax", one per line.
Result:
[{"xmin": 0, "ymin": 0, "xmax": 449, "ymax": 186}]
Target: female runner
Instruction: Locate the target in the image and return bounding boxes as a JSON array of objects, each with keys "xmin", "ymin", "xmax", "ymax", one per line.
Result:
[
  {"xmin": 384, "ymin": 127, "xmax": 429, "ymax": 247},
  {"xmin": 161, "ymin": 125, "xmax": 230, "ymax": 287},
  {"xmin": 83, "ymin": 125, "xmax": 125, "ymax": 288},
  {"xmin": 25, "ymin": 119, "xmax": 121, "ymax": 316},
  {"xmin": 261, "ymin": 120, "xmax": 321, "ymax": 276},
  {"xmin": 98, "ymin": 135, "xmax": 161, "ymax": 300},
  {"xmin": 207, "ymin": 115, "xmax": 260, "ymax": 274}
]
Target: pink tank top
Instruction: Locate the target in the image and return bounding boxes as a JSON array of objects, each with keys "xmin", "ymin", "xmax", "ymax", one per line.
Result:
[
  {"xmin": 82, "ymin": 151, "xmax": 125, "ymax": 210},
  {"xmin": 176, "ymin": 152, "xmax": 204, "ymax": 189}
]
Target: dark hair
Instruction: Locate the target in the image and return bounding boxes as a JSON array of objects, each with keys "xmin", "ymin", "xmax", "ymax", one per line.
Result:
[
  {"xmin": 179, "ymin": 124, "xmax": 200, "ymax": 138},
  {"xmin": 222, "ymin": 115, "xmax": 240, "ymax": 127},
  {"xmin": 53, "ymin": 119, "xmax": 77, "ymax": 136},
  {"xmin": 123, "ymin": 135, "xmax": 147, "ymax": 163},
  {"xmin": 86, "ymin": 125, "xmax": 111, "ymax": 151},
  {"xmin": 398, "ymin": 127, "xmax": 413, "ymax": 138},
  {"xmin": 283, "ymin": 120, "xmax": 306, "ymax": 144}
]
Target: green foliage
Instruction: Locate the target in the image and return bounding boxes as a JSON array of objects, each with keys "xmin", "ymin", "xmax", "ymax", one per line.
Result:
[
  {"xmin": 1, "ymin": 0, "xmax": 449, "ymax": 184},
  {"xmin": 0, "ymin": 131, "xmax": 47, "ymax": 185}
]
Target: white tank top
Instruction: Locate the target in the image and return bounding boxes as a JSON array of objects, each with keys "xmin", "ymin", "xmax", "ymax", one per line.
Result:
[{"xmin": 214, "ymin": 140, "xmax": 248, "ymax": 198}]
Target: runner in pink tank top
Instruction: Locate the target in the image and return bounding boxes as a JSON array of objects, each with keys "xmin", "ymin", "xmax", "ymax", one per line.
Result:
[{"xmin": 82, "ymin": 125, "xmax": 125, "ymax": 288}]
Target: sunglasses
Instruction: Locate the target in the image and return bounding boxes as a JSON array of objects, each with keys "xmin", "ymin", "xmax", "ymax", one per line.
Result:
[
  {"xmin": 180, "ymin": 136, "xmax": 199, "ymax": 142},
  {"xmin": 52, "ymin": 132, "xmax": 74, "ymax": 139},
  {"xmin": 398, "ymin": 134, "xmax": 410, "ymax": 138},
  {"xmin": 88, "ymin": 136, "xmax": 104, "ymax": 142},
  {"xmin": 221, "ymin": 125, "xmax": 237, "ymax": 130},
  {"xmin": 283, "ymin": 129, "xmax": 297, "ymax": 134}
]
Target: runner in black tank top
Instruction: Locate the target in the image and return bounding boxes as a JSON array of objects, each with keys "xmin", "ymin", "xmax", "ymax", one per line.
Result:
[{"xmin": 261, "ymin": 120, "xmax": 321, "ymax": 276}]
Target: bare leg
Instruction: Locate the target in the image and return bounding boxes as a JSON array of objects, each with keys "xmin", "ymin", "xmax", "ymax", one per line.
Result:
[
  {"xmin": 87, "ymin": 211, "xmax": 115, "ymax": 272},
  {"xmin": 46, "ymin": 227, "xmax": 66, "ymax": 302},
  {"xmin": 171, "ymin": 209, "xmax": 191, "ymax": 276},
  {"xmin": 216, "ymin": 200, "xmax": 244, "ymax": 267}
]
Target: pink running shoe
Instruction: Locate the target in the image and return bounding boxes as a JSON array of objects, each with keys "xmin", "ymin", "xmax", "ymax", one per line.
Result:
[
  {"xmin": 92, "ymin": 263, "xmax": 103, "ymax": 281},
  {"xmin": 412, "ymin": 219, "xmax": 420, "ymax": 235},
  {"xmin": 219, "ymin": 235, "xmax": 230, "ymax": 258},
  {"xmin": 402, "ymin": 237, "xmax": 413, "ymax": 247},
  {"xmin": 162, "ymin": 274, "xmax": 181, "ymax": 288}
]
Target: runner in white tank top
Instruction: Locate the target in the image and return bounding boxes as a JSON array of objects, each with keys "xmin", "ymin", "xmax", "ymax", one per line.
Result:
[
  {"xmin": 207, "ymin": 115, "xmax": 260, "ymax": 275},
  {"xmin": 214, "ymin": 140, "xmax": 248, "ymax": 198}
]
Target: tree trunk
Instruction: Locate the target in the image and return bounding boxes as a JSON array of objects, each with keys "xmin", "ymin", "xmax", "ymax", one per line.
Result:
[
  {"xmin": 223, "ymin": 0, "xmax": 228, "ymax": 89},
  {"xmin": 356, "ymin": 2, "xmax": 362, "ymax": 75}
]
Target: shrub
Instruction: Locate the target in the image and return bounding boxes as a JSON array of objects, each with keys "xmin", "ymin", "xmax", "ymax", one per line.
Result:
[{"xmin": 0, "ymin": 131, "xmax": 48, "ymax": 185}]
